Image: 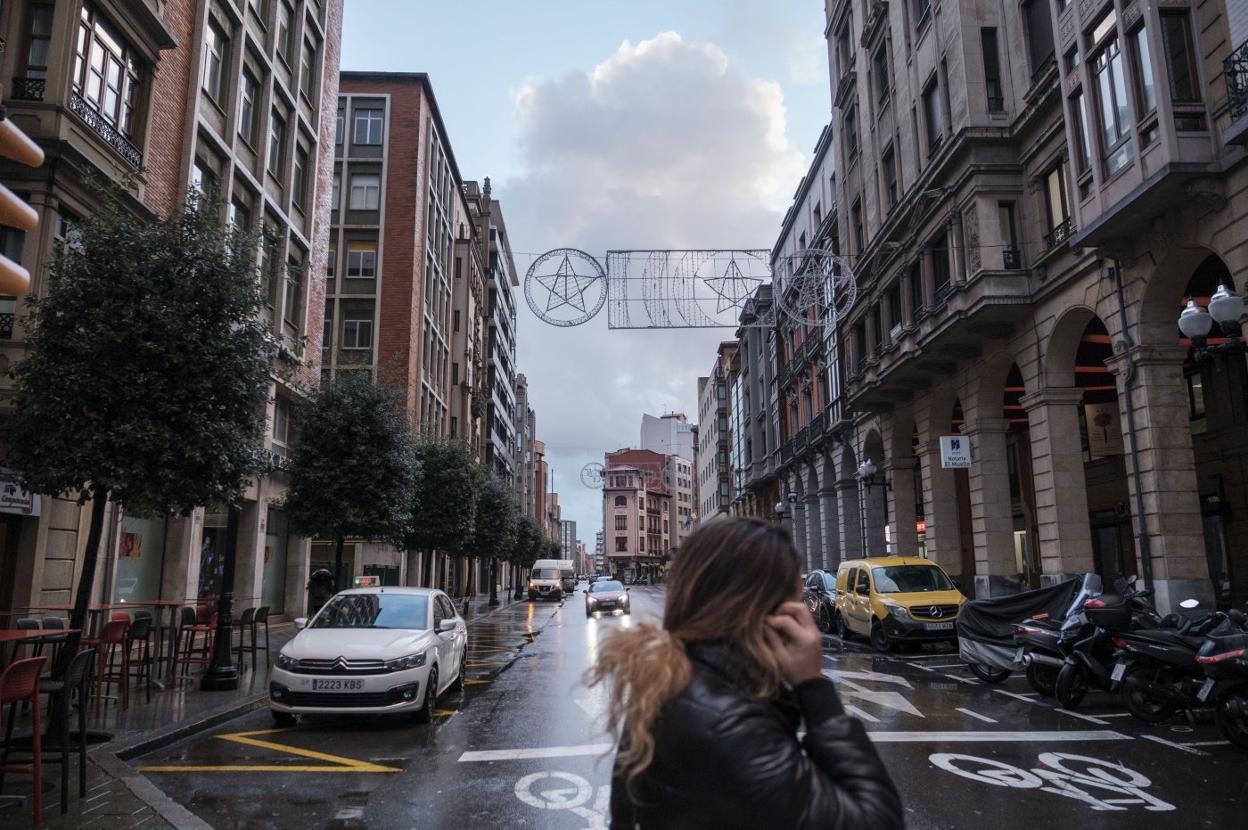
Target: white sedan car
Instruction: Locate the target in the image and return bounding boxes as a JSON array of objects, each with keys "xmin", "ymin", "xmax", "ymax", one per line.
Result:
[{"xmin": 269, "ymin": 587, "xmax": 467, "ymax": 725}]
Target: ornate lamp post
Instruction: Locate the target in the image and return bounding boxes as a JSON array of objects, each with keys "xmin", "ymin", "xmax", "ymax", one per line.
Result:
[{"xmin": 1179, "ymin": 283, "xmax": 1246, "ymax": 361}]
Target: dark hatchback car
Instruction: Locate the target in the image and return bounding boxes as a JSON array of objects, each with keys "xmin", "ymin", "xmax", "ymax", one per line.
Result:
[
  {"xmin": 803, "ymin": 569, "xmax": 838, "ymax": 632},
  {"xmin": 585, "ymin": 579, "xmax": 630, "ymax": 617}
]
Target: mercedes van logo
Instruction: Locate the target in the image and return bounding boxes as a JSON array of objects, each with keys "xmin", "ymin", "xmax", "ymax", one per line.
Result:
[{"xmin": 928, "ymin": 606, "xmax": 940, "ymax": 618}]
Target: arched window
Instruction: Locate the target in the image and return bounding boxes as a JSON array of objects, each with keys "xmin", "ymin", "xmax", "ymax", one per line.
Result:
[{"xmin": 614, "ymin": 496, "xmax": 627, "ymax": 507}]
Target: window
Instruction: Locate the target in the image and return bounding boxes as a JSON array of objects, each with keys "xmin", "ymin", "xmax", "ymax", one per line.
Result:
[
  {"xmin": 998, "ymin": 202, "xmax": 1018, "ymax": 265},
  {"xmin": 1071, "ymin": 90, "xmax": 1092, "ymax": 174},
  {"xmin": 982, "ymin": 28, "xmax": 1003, "ymax": 112},
  {"xmin": 881, "ymin": 146, "xmax": 898, "ymax": 209},
  {"xmin": 276, "ymin": 2, "xmax": 293, "ymax": 64},
  {"xmin": 1160, "ymin": 13, "xmax": 1200, "ymax": 103},
  {"xmin": 887, "ymin": 282, "xmax": 902, "ymax": 333},
  {"xmin": 354, "ymin": 109, "xmax": 384, "ymax": 145},
  {"xmin": 335, "ymin": 107, "xmax": 345, "ymax": 145},
  {"xmin": 1022, "ymin": 0, "xmax": 1055, "ymax": 78},
  {"xmin": 322, "ymin": 300, "xmax": 333, "ymax": 347},
  {"xmin": 844, "ymin": 104, "xmax": 859, "ymax": 158},
  {"xmin": 249, "ymin": 0, "xmax": 271, "ymax": 22},
  {"xmin": 1092, "ymin": 31, "xmax": 1131, "ymax": 176},
  {"xmin": 342, "ymin": 317, "xmax": 373, "ymax": 349},
  {"xmin": 228, "ymin": 199, "xmax": 250, "ymax": 233},
  {"xmin": 300, "ymin": 39, "xmax": 316, "ymax": 98},
  {"xmin": 908, "ymin": 261, "xmax": 924, "ymax": 315},
  {"xmin": 292, "ymin": 145, "xmax": 309, "ymax": 208},
  {"xmin": 72, "ymin": 3, "xmax": 144, "ymax": 137},
  {"xmin": 615, "ymin": 537, "xmax": 628, "ymax": 552},
  {"xmin": 922, "ymin": 79, "xmax": 943, "ymax": 152},
  {"xmin": 851, "ymin": 200, "xmax": 865, "ymax": 253},
  {"xmin": 1044, "ymin": 166, "xmax": 1070, "ymax": 233},
  {"xmin": 930, "ymin": 232, "xmax": 950, "ymax": 293},
  {"xmin": 326, "ymin": 246, "xmax": 336, "ymax": 278},
  {"xmin": 614, "ymin": 496, "xmax": 627, "ymax": 507},
  {"xmin": 615, "ymin": 516, "xmax": 627, "ymax": 530},
  {"xmin": 239, "ymin": 70, "xmax": 258, "ymax": 144},
  {"xmin": 872, "ymin": 44, "xmax": 890, "ymax": 107},
  {"xmin": 346, "ymin": 242, "xmax": 376, "ymax": 278},
  {"xmin": 331, "ymin": 172, "xmax": 340, "ymax": 207},
  {"xmin": 272, "ymin": 396, "xmax": 290, "ymax": 456},
  {"xmin": 203, "ymin": 19, "xmax": 226, "ymax": 103},
  {"xmin": 26, "ymin": 4, "xmax": 54, "ymax": 79},
  {"xmin": 268, "ymin": 111, "xmax": 285, "ymax": 175},
  {"xmin": 283, "ymin": 258, "xmax": 303, "ymax": 323},
  {"xmin": 1130, "ymin": 27, "xmax": 1156, "ymax": 114},
  {"xmin": 912, "ymin": 0, "xmax": 932, "ymax": 27},
  {"xmin": 348, "ymin": 174, "xmax": 380, "ymax": 210},
  {"xmin": 191, "ymin": 159, "xmax": 213, "ymax": 194}
]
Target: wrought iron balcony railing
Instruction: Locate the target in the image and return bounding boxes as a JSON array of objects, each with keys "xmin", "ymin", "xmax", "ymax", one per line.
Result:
[
  {"xmin": 1043, "ymin": 218, "xmax": 1074, "ymax": 251},
  {"xmin": 69, "ymin": 92, "xmax": 143, "ymax": 170},
  {"xmin": 9, "ymin": 77, "xmax": 45, "ymax": 101},
  {"xmin": 809, "ymin": 412, "xmax": 827, "ymax": 441},
  {"xmin": 1228, "ymin": 40, "xmax": 1248, "ymax": 122},
  {"xmin": 933, "ymin": 281, "xmax": 953, "ymax": 307}
]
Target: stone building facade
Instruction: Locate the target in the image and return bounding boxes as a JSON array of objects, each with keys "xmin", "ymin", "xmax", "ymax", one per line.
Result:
[{"xmin": 695, "ymin": 342, "xmax": 736, "ymax": 525}]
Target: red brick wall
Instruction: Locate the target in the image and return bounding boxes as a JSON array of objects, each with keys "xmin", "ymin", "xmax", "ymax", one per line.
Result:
[
  {"xmin": 338, "ymin": 75, "xmax": 429, "ymax": 420},
  {"xmin": 144, "ymin": 0, "xmax": 195, "ymax": 216}
]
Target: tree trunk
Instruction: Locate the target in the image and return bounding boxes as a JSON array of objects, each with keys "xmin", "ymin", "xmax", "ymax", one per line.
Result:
[
  {"xmin": 424, "ymin": 549, "xmax": 434, "ymax": 588},
  {"xmin": 334, "ymin": 533, "xmax": 345, "ymax": 592},
  {"xmin": 489, "ymin": 558, "xmax": 499, "ymax": 606},
  {"xmin": 58, "ymin": 489, "xmax": 109, "ymax": 677}
]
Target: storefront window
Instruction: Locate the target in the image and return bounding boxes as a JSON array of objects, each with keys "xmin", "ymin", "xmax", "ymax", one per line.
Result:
[
  {"xmin": 263, "ymin": 507, "xmax": 289, "ymax": 613},
  {"xmin": 113, "ymin": 514, "xmax": 167, "ymax": 603},
  {"xmin": 198, "ymin": 508, "xmax": 230, "ymax": 603}
]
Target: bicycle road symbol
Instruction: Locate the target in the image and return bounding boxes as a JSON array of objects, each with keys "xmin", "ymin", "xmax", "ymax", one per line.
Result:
[
  {"xmin": 514, "ymin": 771, "xmax": 610, "ymax": 829},
  {"xmin": 930, "ymin": 752, "xmax": 1175, "ymax": 812}
]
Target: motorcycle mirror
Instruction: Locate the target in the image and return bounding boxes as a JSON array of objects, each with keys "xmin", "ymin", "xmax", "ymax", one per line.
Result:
[{"xmin": 1179, "ymin": 598, "xmax": 1201, "ymax": 609}]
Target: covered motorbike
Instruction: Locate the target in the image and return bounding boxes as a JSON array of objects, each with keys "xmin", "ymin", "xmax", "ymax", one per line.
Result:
[{"xmin": 956, "ymin": 577, "xmax": 1083, "ymax": 683}]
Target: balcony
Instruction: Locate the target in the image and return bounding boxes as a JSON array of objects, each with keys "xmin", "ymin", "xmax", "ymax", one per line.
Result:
[
  {"xmin": 794, "ymin": 427, "xmax": 809, "ymax": 455},
  {"xmin": 1043, "ymin": 218, "xmax": 1074, "ymax": 251},
  {"xmin": 1226, "ymin": 40, "xmax": 1248, "ymax": 145},
  {"xmin": 69, "ymin": 92, "xmax": 143, "ymax": 170},
  {"xmin": 780, "ymin": 441, "xmax": 793, "ymax": 466},
  {"xmin": 809, "ymin": 412, "xmax": 827, "ymax": 442},
  {"xmin": 933, "ymin": 282, "xmax": 953, "ymax": 307},
  {"xmin": 9, "ymin": 78, "xmax": 45, "ymax": 101}
]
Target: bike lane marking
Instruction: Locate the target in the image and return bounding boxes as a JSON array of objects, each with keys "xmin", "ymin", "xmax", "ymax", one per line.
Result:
[{"xmin": 137, "ymin": 728, "xmax": 402, "ymax": 774}]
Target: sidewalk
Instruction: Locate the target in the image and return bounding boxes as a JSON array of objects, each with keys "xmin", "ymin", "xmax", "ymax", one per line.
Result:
[{"xmin": 0, "ymin": 591, "xmax": 527, "ymax": 829}]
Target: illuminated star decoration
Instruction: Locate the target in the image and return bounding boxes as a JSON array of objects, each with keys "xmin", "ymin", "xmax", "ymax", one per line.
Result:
[
  {"xmin": 704, "ymin": 257, "xmax": 762, "ymax": 313},
  {"xmin": 535, "ymin": 254, "xmax": 599, "ymax": 314}
]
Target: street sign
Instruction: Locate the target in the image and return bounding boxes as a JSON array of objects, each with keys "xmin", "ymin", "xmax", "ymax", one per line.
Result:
[
  {"xmin": 939, "ymin": 435, "xmax": 971, "ymax": 469},
  {"xmin": 0, "ymin": 469, "xmax": 39, "ymax": 516}
]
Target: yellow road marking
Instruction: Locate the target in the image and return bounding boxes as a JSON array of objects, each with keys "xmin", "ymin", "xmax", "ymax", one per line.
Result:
[
  {"xmin": 137, "ymin": 729, "xmax": 401, "ymax": 774},
  {"xmin": 433, "ymin": 709, "xmax": 458, "ymax": 717},
  {"xmin": 464, "ymin": 679, "xmax": 490, "ymax": 685}
]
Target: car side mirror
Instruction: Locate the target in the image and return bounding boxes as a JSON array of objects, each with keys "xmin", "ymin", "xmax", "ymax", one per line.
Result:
[
  {"xmin": 294, "ymin": 617, "xmax": 308, "ymax": 630},
  {"xmin": 438, "ymin": 618, "xmax": 457, "ymax": 633}
]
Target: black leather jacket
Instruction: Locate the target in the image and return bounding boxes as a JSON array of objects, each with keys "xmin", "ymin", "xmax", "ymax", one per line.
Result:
[{"xmin": 610, "ymin": 643, "xmax": 903, "ymax": 829}]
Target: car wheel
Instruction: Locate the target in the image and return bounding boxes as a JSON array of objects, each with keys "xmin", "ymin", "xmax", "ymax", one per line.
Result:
[
  {"xmin": 271, "ymin": 710, "xmax": 296, "ymax": 728},
  {"xmin": 413, "ymin": 668, "xmax": 438, "ymax": 724},
  {"xmin": 450, "ymin": 648, "xmax": 466, "ymax": 692},
  {"xmin": 835, "ymin": 612, "xmax": 852, "ymax": 640},
  {"xmin": 869, "ymin": 620, "xmax": 894, "ymax": 653}
]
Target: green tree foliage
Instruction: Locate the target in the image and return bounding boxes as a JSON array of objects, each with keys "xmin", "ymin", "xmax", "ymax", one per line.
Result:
[
  {"xmin": 471, "ymin": 476, "xmax": 517, "ymax": 561},
  {"xmin": 407, "ymin": 438, "xmax": 483, "ymax": 573},
  {"xmin": 283, "ymin": 374, "xmax": 419, "ymax": 588},
  {"xmin": 512, "ymin": 514, "xmax": 544, "ymax": 569},
  {"xmin": 3, "ymin": 189, "xmax": 274, "ymax": 669}
]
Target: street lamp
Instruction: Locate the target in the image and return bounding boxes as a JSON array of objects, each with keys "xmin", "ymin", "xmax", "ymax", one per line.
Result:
[
  {"xmin": 1179, "ymin": 284, "xmax": 1246, "ymax": 361},
  {"xmin": 856, "ymin": 459, "xmax": 891, "ymax": 492}
]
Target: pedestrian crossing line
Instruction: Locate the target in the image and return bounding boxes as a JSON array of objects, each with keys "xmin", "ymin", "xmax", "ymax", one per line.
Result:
[{"xmin": 955, "ymin": 708, "xmax": 997, "ymax": 724}]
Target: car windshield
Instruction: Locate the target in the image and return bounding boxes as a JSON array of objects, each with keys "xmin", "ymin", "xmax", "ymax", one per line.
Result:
[
  {"xmin": 871, "ymin": 565, "xmax": 954, "ymax": 593},
  {"xmin": 532, "ymin": 568, "xmax": 560, "ymax": 580},
  {"xmin": 593, "ymin": 580, "xmax": 624, "ymax": 593},
  {"xmin": 822, "ymin": 573, "xmax": 836, "ymax": 592},
  {"xmin": 311, "ymin": 594, "xmax": 429, "ymax": 630}
]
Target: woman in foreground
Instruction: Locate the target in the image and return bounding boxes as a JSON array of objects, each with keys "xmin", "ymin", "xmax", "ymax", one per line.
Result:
[{"xmin": 587, "ymin": 517, "xmax": 904, "ymax": 829}]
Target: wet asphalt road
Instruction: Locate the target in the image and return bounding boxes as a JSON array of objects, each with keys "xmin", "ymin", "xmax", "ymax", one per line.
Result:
[{"xmin": 136, "ymin": 586, "xmax": 1245, "ymax": 829}]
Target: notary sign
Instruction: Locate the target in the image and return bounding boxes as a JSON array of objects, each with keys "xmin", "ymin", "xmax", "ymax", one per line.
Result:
[
  {"xmin": 0, "ymin": 468, "xmax": 40, "ymax": 517},
  {"xmin": 939, "ymin": 436, "xmax": 972, "ymax": 469}
]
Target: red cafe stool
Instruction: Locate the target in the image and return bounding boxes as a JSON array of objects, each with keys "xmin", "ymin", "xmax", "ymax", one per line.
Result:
[{"xmin": 0, "ymin": 657, "xmax": 49, "ymax": 824}]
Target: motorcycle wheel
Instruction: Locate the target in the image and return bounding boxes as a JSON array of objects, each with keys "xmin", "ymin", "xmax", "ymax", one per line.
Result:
[
  {"xmin": 1026, "ymin": 660, "xmax": 1059, "ymax": 697},
  {"xmin": 1055, "ymin": 662, "xmax": 1089, "ymax": 709},
  {"xmin": 968, "ymin": 662, "xmax": 1011, "ymax": 684},
  {"xmin": 1214, "ymin": 691, "xmax": 1248, "ymax": 752},
  {"xmin": 1119, "ymin": 663, "xmax": 1178, "ymax": 724}
]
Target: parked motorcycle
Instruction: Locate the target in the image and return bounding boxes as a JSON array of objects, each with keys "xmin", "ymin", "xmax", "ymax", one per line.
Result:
[
  {"xmin": 1049, "ymin": 582, "xmax": 1160, "ymax": 709},
  {"xmin": 1196, "ymin": 609, "xmax": 1248, "ymax": 751},
  {"xmin": 1013, "ymin": 573, "xmax": 1107, "ymax": 697},
  {"xmin": 956, "ymin": 577, "xmax": 1087, "ymax": 685}
]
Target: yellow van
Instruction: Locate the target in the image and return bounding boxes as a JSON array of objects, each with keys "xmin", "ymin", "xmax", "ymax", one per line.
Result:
[{"xmin": 833, "ymin": 556, "xmax": 966, "ymax": 652}]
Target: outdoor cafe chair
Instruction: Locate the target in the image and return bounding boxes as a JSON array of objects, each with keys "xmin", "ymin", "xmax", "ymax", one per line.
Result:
[
  {"xmin": 84, "ymin": 620, "xmax": 129, "ymax": 717},
  {"xmin": 0, "ymin": 656, "xmax": 48, "ymax": 824},
  {"xmin": 126, "ymin": 616, "xmax": 154, "ymax": 704},
  {"xmin": 37, "ymin": 647, "xmax": 94, "ymax": 815}
]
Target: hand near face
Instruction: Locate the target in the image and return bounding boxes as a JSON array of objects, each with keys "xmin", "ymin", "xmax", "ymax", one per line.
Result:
[{"xmin": 764, "ymin": 601, "xmax": 825, "ymax": 686}]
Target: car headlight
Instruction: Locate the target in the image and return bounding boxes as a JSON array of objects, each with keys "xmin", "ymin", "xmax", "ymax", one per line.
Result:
[
  {"xmin": 884, "ymin": 602, "xmax": 909, "ymax": 619},
  {"xmin": 587, "ymin": 596, "xmax": 598, "ymax": 605},
  {"xmin": 528, "ymin": 581, "xmax": 536, "ymax": 589},
  {"xmin": 385, "ymin": 652, "xmax": 428, "ymax": 671},
  {"xmin": 276, "ymin": 652, "xmax": 298, "ymax": 670}
]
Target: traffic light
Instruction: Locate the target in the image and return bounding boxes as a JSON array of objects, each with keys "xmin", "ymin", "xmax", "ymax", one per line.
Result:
[{"xmin": 0, "ymin": 108, "xmax": 44, "ymax": 296}]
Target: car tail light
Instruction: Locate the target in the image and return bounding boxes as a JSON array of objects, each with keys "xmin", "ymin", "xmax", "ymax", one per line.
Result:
[
  {"xmin": 1197, "ymin": 648, "xmax": 1246, "ymax": 665},
  {"xmin": 1113, "ymin": 637, "xmax": 1131, "ymax": 650},
  {"xmin": 1084, "ymin": 598, "xmax": 1107, "ymax": 609}
]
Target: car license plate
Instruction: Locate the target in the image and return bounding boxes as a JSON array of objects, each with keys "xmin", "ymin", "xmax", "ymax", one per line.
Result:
[
  {"xmin": 1197, "ymin": 677, "xmax": 1215, "ymax": 703},
  {"xmin": 311, "ymin": 679, "xmax": 363, "ymax": 691},
  {"xmin": 1111, "ymin": 662, "xmax": 1127, "ymax": 683},
  {"xmin": 924, "ymin": 622, "xmax": 955, "ymax": 631}
]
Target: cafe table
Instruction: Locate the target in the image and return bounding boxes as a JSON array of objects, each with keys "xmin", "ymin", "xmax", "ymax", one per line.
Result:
[{"xmin": 0, "ymin": 628, "xmax": 80, "ymax": 667}]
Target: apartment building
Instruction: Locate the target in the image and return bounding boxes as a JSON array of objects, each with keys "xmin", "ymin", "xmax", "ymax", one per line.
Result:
[
  {"xmin": 726, "ymin": 284, "xmax": 783, "ymax": 525},
  {"xmin": 451, "ymin": 183, "xmax": 489, "ymax": 460},
  {"xmin": 664, "ymin": 454, "xmax": 696, "ymax": 550},
  {"xmin": 825, "ymin": 0, "xmax": 1248, "ymax": 610},
  {"xmin": 514, "ymin": 373, "xmax": 537, "ymax": 519},
  {"xmin": 695, "ymin": 342, "xmax": 736, "ymax": 525},
  {"xmin": 0, "ymin": 0, "xmax": 342, "ymax": 617},
  {"xmin": 559, "ymin": 519, "xmax": 577, "ymax": 558},
  {"xmin": 603, "ymin": 448, "xmax": 671, "ymax": 583},
  {"xmin": 640, "ymin": 412, "xmax": 696, "ymax": 460}
]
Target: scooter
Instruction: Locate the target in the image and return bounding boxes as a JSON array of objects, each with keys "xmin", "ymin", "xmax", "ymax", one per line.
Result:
[
  {"xmin": 1111, "ymin": 600, "xmax": 1227, "ymax": 723},
  {"xmin": 1049, "ymin": 584, "xmax": 1160, "ymax": 709},
  {"xmin": 1195, "ymin": 609, "xmax": 1248, "ymax": 752},
  {"xmin": 1013, "ymin": 574, "xmax": 1105, "ymax": 697}
]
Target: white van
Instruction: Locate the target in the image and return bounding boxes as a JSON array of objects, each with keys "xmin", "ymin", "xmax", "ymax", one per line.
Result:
[{"xmin": 529, "ymin": 559, "xmax": 575, "ymax": 601}]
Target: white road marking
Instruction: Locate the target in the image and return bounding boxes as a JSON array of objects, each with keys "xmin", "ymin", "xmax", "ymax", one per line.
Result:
[
  {"xmin": 460, "ymin": 743, "xmax": 614, "ymax": 762},
  {"xmin": 844, "ymin": 704, "xmax": 880, "ymax": 723},
  {"xmin": 924, "ymin": 663, "xmax": 970, "ymax": 669},
  {"xmin": 1097, "ymin": 712, "xmax": 1133, "ymax": 718},
  {"xmin": 1139, "ymin": 734, "xmax": 1209, "ymax": 756},
  {"xmin": 825, "ymin": 669, "xmax": 925, "ymax": 718},
  {"xmin": 995, "ymin": 689, "xmax": 1050, "ymax": 707},
  {"xmin": 955, "ymin": 708, "xmax": 998, "ymax": 723},
  {"xmin": 1053, "ymin": 708, "xmax": 1111, "ymax": 725},
  {"xmin": 945, "ymin": 673, "xmax": 982, "ymax": 686},
  {"xmin": 1185, "ymin": 740, "xmax": 1231, "ymax": 747},
  {"xmin": 906, "ymin": 662, "xmax": 936, "ymax": 672},
  {"xmin": 868, "ymin": 730, "xmax": 1130, "ymax": 743}
]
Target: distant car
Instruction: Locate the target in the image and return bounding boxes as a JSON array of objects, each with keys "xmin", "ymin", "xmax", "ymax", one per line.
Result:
[
  {"xmin": 269, "ymin": 587, "xmax": 467, "ymax": 726},
  {"xmin": 585, "ymin": 579, "xmax": 630, "ymax": 617},
  {"xmin": 803, "ymin": 569, "xmax": 838, "ymax": 632}
]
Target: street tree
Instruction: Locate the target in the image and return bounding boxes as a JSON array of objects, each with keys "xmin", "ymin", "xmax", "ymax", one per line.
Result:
[
  {"xmin": 470, "ymin": 476, "xmax": 518, "ymax": 605},
  {"xmin": 511, "ymin": 514, "xmax": 544, "ymax": 598},
  {"xmin": 407, "ymin": 437, "xmax": 483, "ymax": 589},
  {"xmin": 3, "ymin": 189, "xmax": 274, "ymax": 673},
  {"xmin": 283, "ymin": 374, "xmax": 419, "ymax": 590}
]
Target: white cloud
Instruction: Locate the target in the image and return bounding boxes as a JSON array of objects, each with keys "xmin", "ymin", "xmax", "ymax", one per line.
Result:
[
  {"xmin": 499, "ymin": 32, "xmax": 805, "ymax": 543},
  {"xmin": 786, "ymin": 35, "xmax": 829, "ymax": 86}
]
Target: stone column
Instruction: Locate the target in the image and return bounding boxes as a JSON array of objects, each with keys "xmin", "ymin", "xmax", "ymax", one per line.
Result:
[
  {"xmin": 962, "ymin": 417, "xmax": 1021, "ymax": 596},
  {"xmin": 863, "ymin": 478, "xmax": 888, "ymax": 554},
  {"xmin": 885, "ymin": 458, "xmax": 919, "ymax": 556},
  {"xmin": 950, "ymin": 215, "xmax": 967, "ymax": 284},
  {"xmin": 791, "ymin": 488, "xmax": 808, "ymax": 568},
  {"xmin": 283, "ymin": 536, "xmax": 311, "ymax": 618},
  {"xmin": 916, "ymin": 440, "xmax": 963, "ymax": 583},
  {"xmin": 162, "ymin": 512, "xmax": 203, "ymax": 603},
  {"xmin": 819, "ymin": 484, "xmax": 842, "ymax": 570},
  {"xmin": 804, "ymin": 493, "xmax": 823, "ymax": 568},
  {"xmin": 233, "ymin": 495, "xmax": 267, "ymax": 611},
  {"xmin": 1021, "ymin": 387, "xmax": 1094, "ymax": 584},
  {"xmin": 837, "ymin": 477, "xmax": 863, "ymax": 561},
  {"xmin": 1106, "ymin": 345, "xmax": 1214, "ymax": 612}
]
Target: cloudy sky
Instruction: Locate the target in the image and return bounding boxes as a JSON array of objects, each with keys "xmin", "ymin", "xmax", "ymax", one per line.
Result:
[{"xmin": 342, "ymin": 1, "xmax": 830, "ymax": 544}]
